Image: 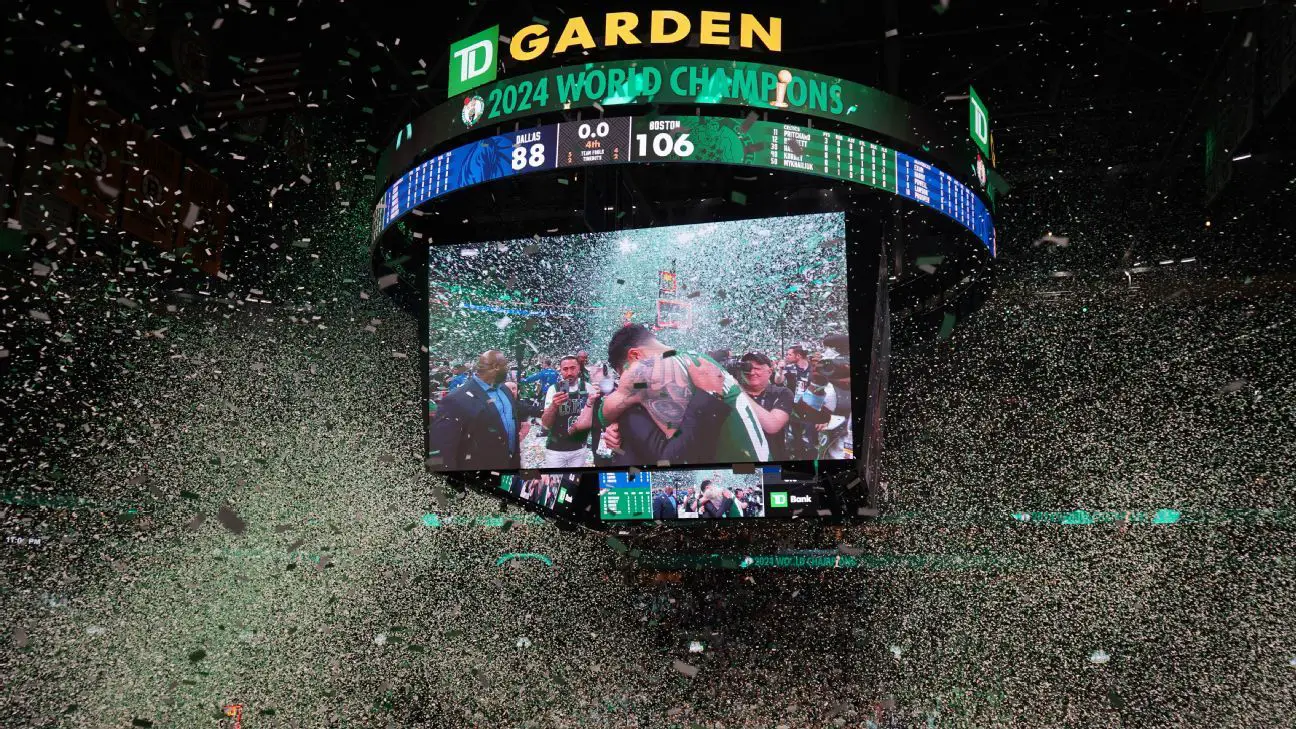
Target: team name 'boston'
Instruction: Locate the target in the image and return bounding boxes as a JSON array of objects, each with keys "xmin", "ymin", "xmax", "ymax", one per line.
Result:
[{"xmin": 509, "ymin": 11, "xmax": 782, "ymax": 61}]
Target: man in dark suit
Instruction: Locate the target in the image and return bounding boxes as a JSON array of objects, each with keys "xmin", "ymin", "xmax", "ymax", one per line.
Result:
[
  {"xmin": 652, "ymin": 486, "xmax": 678, "ymax": 520},
  {"xmin": 427, "ymin": 350, "xmax": 522, "ymax": 471}
]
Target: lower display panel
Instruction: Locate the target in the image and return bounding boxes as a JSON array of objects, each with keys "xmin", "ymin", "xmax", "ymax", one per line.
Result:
[{"xmin": 498, "ymin": 466, "xmax": 829, "ymax": 523}]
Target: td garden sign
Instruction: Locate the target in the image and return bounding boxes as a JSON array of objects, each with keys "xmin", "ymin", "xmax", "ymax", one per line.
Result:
[{"xmin": 449, "ymin": 10, "xmax": 783, "ymax": 96}]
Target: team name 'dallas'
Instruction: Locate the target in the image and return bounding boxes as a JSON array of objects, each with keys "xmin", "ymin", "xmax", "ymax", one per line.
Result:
[{"xmin": 449, "ymin": 11, "xmax": 782, "ymax": 96}]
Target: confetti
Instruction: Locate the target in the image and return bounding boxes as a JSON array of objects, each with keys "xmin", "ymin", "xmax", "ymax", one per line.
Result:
[
  {"xmin": 181, "ymin": 203, "xmax": 200, "ymax": 229},
  {"xmin": 216, "ymin": 505, "xmax": 246, "ymax": 534},
  {"xmin": 1, "ymin": 16, "xmax": 1293, "ymax": 729}
]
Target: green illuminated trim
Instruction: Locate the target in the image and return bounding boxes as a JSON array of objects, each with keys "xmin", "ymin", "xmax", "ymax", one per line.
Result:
[
  {"xmin": 378, "ymin": 58, "xmax": 942, "ymax": 184},
  {"xmin": 494, "ymin": 552, "xmax": 554, "ymax": 567}
]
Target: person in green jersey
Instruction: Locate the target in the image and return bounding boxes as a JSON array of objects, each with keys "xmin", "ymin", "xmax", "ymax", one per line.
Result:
[{"xmin": 599, "ymin": 324, "xmax": 771, "ymax": 465}]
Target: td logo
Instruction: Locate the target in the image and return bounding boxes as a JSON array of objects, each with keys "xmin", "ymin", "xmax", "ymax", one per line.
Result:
[{"xmin": 449, "ymin": 25, "xmax": 499, "ymax": 96}]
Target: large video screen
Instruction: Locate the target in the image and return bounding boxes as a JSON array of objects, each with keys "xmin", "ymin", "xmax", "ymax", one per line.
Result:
[{"xmin": 425, "ymin": 212, "xmax": 852, "ymax": 473}]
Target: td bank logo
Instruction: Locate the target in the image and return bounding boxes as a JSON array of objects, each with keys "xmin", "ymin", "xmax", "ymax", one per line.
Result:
[
  {"xmin": 448, "ymin": 12, "xmax": 783, "ymax": 98},
  {"xmin": 449, "ymin": 25, "xmax": 499, "ymax": 96},
  {"xmin": 769, "ymin": 491, "xmax": 789, "ymax": 508}
]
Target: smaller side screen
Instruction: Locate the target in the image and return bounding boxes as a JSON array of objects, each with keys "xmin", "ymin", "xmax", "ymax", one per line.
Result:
[{"xmin": 599, "ymin": 468, "xmax": 770, "ymax": 522}]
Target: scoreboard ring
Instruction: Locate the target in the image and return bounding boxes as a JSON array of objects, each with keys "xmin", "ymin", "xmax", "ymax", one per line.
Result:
[{"xmin": 371, "ymin": 112, "xmax": 996, "ymax": 254}]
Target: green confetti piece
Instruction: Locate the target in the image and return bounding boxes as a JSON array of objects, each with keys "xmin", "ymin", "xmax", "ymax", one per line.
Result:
[
  {"xmin": 1152, "ymin": 509, "xmax": 1182, "ymax": 524},
  {"xmin": 938, "ymin": 312, "xmax": 956, "ymax": 339}
]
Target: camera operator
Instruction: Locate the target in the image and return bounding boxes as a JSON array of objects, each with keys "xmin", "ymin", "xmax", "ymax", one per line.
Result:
[
  {"xmin": 779, "ymin": 345, "xmax": 817, "ymax": 460},
  {"xmin": 809, "ymin": 335, "xmax": 852, "ymax": 460},
  {"xmin": 777, "ymin": 345, "xmax": 812, "ymax": 391}
]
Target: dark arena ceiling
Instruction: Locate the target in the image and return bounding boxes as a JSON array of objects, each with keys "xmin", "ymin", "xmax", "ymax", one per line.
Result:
[{"xmin": 2, "ymin": 1, "xmax": 1295, "ymax": 727}]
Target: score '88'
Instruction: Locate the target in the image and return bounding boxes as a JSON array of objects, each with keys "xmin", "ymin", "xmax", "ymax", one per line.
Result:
[{"xmin": 511, "ymin": 143, "xmax": 547, "ymax": 170}]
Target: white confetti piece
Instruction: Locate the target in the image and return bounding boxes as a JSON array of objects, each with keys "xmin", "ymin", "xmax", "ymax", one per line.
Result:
[
  {"xmin": 1218, "ymin": 380, "xmax": 1248, "ymax": 395},
  {"xmin": 182, "ymin": 203, "xmax": 200, "ymax": 229},
  {"xmin": 1089, "ymin": 650, "xmax": 1111, "ymax": 665},
  {"xmin": 672, "ymin": 659, "xmax": 698, "ymax": 678},
  {"xmin": 1032, "ymin": 234, "xmax": 1070, "ymax": 248}
]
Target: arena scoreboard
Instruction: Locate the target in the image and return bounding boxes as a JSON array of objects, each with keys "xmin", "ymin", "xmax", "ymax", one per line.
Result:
[
  {"xmin": 374, "ymin": 114, "xmax": 995, "ymax": 253},
  {"xmin": 378, "ymin": 13, "xmax": 1006, "ymax": 538}
]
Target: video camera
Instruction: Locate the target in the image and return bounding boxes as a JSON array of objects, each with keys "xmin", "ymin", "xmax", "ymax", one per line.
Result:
[
  {"xmin": 708, "ymin": 349, "xmax": 753, "ymax": 382},
  {"xmin": 811, "ymin": 334, "xmax": 850, "ymax": 385}
]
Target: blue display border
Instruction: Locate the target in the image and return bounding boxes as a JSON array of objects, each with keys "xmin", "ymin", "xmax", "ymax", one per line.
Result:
[{"xmin": 372, "ymin": 114, "xmax": 996, "ymax": 256}]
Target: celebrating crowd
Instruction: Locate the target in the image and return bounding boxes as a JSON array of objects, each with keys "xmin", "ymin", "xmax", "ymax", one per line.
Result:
[
  {"xmin": 652, "ymin": 479, "xmax": 765, "ymax": 519},
  {"xmin": 426, "ymin": 324, "xmax": 854, "ymax": 472}
]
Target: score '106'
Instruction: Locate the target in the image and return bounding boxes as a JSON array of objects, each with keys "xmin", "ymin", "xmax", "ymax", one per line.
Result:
[{"xmin": 636, "ymin": 132, "xmax": 693, "ymax": 158}]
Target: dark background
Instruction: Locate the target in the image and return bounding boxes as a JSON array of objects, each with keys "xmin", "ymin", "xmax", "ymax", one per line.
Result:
[{"xmin": 2, "ymin": 1, "xmax": 1294, "ymax": 727}]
